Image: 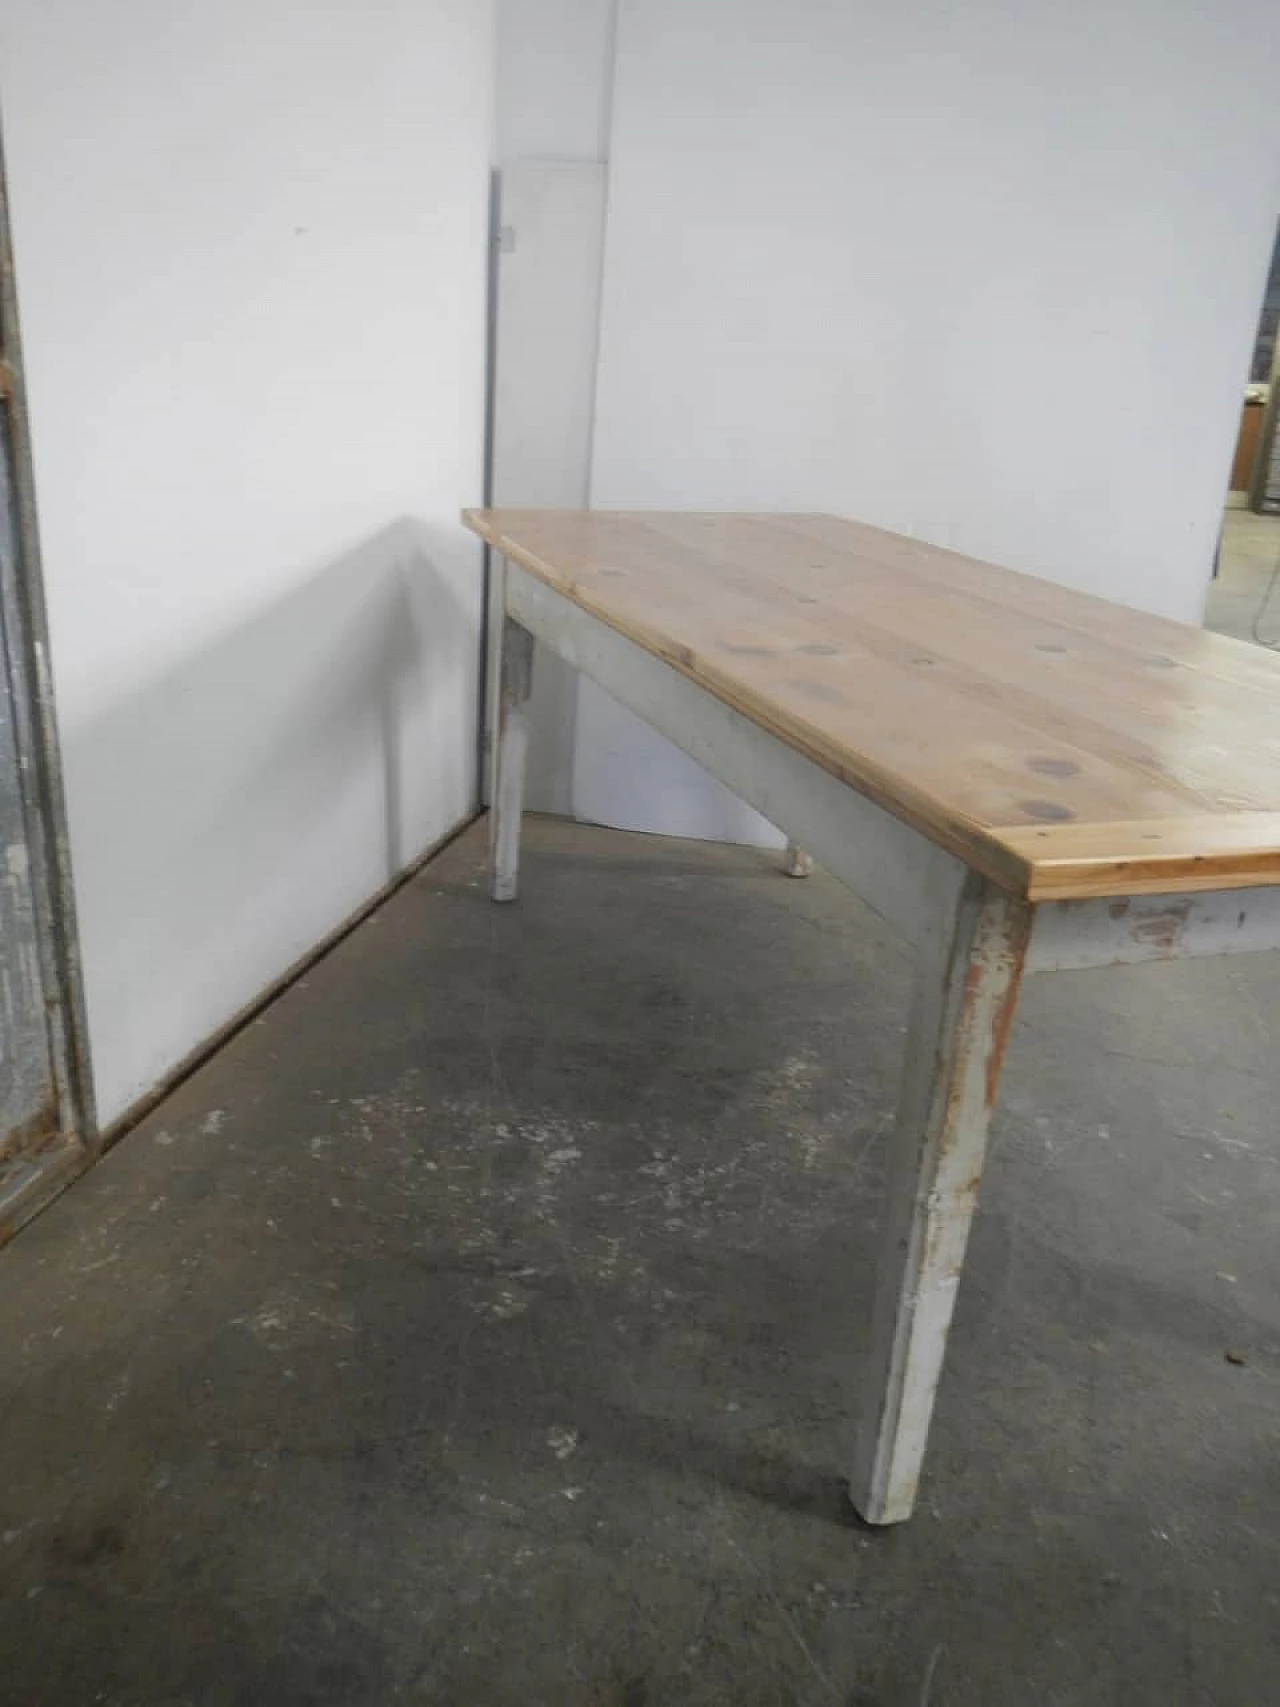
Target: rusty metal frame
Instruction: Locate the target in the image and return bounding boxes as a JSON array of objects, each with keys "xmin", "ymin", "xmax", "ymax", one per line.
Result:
[{"xmin": 0, "ymin": 122, "xmax": 97, "ymax": 1237}]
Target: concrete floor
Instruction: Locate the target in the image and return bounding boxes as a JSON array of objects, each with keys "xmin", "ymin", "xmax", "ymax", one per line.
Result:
[
  {"xmin": 1205, "ymin": 509, "xmax": 1280, "ymax": 643},
  {"xmin": 1, "ymin": 816, "xmax": 1278, "ymax": 1705}
]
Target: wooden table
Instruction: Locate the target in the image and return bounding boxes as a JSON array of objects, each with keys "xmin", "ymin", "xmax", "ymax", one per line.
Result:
[{"xmin": 462, "ymin": 508, "xmax": 1280, "ymax": 1525}]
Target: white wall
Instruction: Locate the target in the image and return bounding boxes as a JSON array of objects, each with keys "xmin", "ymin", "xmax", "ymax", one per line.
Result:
[
  {"xmin": 578, "ymin": 0, "xmax": 1280, "ymax": 843},
  {"xmin": 0, "ymin": 0, "xmax": 494, "ymax": 1124}
]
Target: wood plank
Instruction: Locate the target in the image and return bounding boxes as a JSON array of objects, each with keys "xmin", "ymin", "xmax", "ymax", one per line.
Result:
[
  {"xmin": 732, "ymin": 522, "xmax": 1280, "ymax": 804},
  {"xmin": 464, "ymin": 509, "xmax": 1280, "ymax": 899},
  {"xmin": 1006, "ymin": 815, "xmax": 1280, "ymax": 901},
  {"xmin": 591, "ymin": 517, "xmax": 1255, "ymax": 816},
  {"xmin": 787, "ymin": 513, "xmax": 1280, "ymax": 699}
]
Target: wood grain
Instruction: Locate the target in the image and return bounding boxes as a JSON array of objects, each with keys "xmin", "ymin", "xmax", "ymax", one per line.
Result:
[{"xmin": 463, "ymin": 509, "xmax": 1280, "ymax": 900}]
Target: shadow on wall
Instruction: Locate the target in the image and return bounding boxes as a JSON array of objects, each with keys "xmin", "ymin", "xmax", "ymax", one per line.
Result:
[{"xmin": 63, "ymin": 517, "xmax": 480, "ymax": 1127}]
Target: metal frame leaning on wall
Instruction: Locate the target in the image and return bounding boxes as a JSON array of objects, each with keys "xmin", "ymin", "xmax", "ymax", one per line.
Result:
[{"xmin": 0, "ymin": 122, "xmax": 98, "ymax": 1239}]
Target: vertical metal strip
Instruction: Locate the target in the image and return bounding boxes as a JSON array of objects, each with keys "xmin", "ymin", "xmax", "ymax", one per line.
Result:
[
  {"xmin": 477, "ymin": 167, "xmax": 503, "ymax": 807},
  {"xmin": 0, "ymin": 121, "xmax": 96, "ymax": 1144}
]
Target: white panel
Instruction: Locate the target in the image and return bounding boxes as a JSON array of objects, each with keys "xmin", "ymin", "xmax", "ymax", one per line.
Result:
[
  {"xmin": 492, "ymin": 162, "xmax": 607, "ymax": 815},
  {"xmin": 573, "ymin": 677, "xmax": 786, "ymax": 845},
  {"xmin": 495, "ymin": 0, "xmax": 618, "ymax": 162},
  {"xmin": 582, "ymin": 0, "xmax": 1280, "ymax": 842},
  {"xmin": 0, "ymin": 0, "xmax": 493, "ymax": 1123}
]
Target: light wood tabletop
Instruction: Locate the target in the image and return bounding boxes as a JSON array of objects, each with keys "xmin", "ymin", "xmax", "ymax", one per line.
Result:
[{"xmin": 464, "ymin": 508, "xmax": 1280, "ymax": 901}]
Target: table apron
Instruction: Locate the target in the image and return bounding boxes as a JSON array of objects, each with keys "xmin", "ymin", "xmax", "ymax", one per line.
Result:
[
  {"xmin": 1026, "ymin": 886, "xmax": 1280, "ymax": 972},
  {"xmin": 505, "ymin": 562, "xmax": 1280, "ymax": 978}
]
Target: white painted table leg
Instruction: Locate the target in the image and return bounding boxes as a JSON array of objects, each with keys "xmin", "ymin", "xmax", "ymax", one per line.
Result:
[
  {"xmin": 851, "ymin": 872, "xmax": 1031, "ymax": 1524},
  {"xmin": 489, "ymin": 615, "xmax": 534, "ymax": 903},
  {"xmin": 784, "ymin": 842, "xmax": 813, "ymax": 877}
]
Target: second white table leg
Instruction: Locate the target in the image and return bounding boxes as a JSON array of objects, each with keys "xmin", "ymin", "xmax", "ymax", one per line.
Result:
[{"xmin": 489, "ymin": 614, "xmax": 534, "ymax": 903}]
